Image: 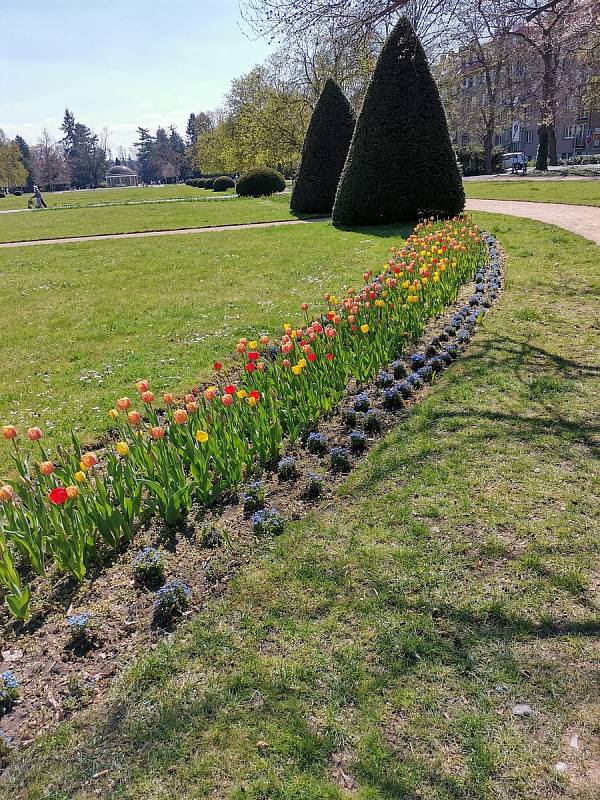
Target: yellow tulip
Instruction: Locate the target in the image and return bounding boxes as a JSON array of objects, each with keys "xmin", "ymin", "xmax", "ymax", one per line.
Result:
[
  {"xmin": 236, "ymin": 389, "xmax": 247, "ymax": 400},
  {"xmin": 360, "ymin": 324, "xmax": 369, "ymax": 334},
  {"xmin": 74, "ymin": 471, "xmax": 86, "ymax": 483},
  {"xmin": 247, "ymin": 396, "xmax": 258, "ymax": 407},
  {"xmin": 195, "ymin": 430, "xmax": 209, "ymax": 443},
  {"xmin": 116, "ymin": 441, "xmax": 129, "ymax": 457},
  {"xmin": 292, "ymin": 365, "xmax": 302, "ymax": 376},
  {"xmin": 108, "ymin": 408, "xmax": 119, "ymax": 420}
]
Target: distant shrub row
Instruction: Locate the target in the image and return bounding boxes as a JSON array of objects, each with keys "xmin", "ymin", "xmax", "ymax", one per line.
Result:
[
  {"xmin": 185, "ymin": 167, "xmax": 286, "ymax": 197},
  {"xmin": 455, "ymin": 148, "xmax": 504, "ymax": 176}
]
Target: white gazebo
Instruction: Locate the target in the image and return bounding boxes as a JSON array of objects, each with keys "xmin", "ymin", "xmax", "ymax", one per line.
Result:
[{"xmin": 105, "ymin": 164, "xmax": 138, "ymax": 188}]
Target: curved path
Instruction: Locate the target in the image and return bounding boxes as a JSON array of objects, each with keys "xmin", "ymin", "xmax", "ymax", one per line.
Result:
[
  {"xmin": 0, "ymin": 217, "xmax": 328, "ymax": 248},
  {"xmin": 465, "ymin": 198, "xmax": 600, "ymax": 245},
  {"xmin": 0, "ymin": 200, "xmax": 598, "ymax": 248}
]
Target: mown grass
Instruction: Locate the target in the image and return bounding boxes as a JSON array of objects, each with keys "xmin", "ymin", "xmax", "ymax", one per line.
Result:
[
  {"xmin": 3, "ymin": 214, "xmax": 599, "ymax": 799},
  {"xmin": 464, "ymin": 179, "xmax": 600, "ymax": 207},
  {"xmin": 0, "ymin": 184, "xmax": 234, "ymax": 211},
  {"xmin": 0, "ymin": 221, "xmax": 409, "ymax": 476},
  {"xmin": 0, "ymin": 194, "xmax": 296, "ymax": 243}
]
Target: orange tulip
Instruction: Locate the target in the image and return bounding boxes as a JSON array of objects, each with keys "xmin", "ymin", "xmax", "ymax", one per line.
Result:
[
  {"xmin": 116, "ymin": 397, "xmax": 131, "ymax": 410},
  {"xmin": 81, "ymin": 452, "xmax": 98, "ymax": 469},
  {"xmin": 2, "ymin": 425, "xmax": 17, "ymax": 440},
  {"xmin": 0, "ymin": 485, "xmax": 16, "ymax": 502},
  {"xmin": 26, "ymin": 426, "xmax": 43, "ymax": 441},
  {"xmin": 173, "ymin": 409, "xmax": 188, "ymax": 424},
  {"xmin": 128, "ymin": 410, "xmax": 141, "ymax": 426},
  {"xmin": 40, "ymin": 461, "xmax": 55, "ymax": 476},
  {"xmin": 149, "ymin": 426, "xmax": 165, "ymax": 440},
  {"xmin": 141, "ymin": 391, "xmax": 154, "ymax": 404}
]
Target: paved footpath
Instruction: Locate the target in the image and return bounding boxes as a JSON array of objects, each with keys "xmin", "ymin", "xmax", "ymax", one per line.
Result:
[
  {"xmin": 0, "ymin": 201, "xmax": 598, "ymax": 248},
  {"xmin": 465, "ymin": 199, "xmax": 600, "ymax": 245}
]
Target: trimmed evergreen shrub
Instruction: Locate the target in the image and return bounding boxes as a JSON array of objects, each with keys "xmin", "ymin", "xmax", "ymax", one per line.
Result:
[
  {"xmin": 333, "ymin": 17, "xmax": 465, "ymax": 225},
  {"xmin": 236, "ymin": 167, "xmax": 285, "ymax": 197},
  {"xmin": 203, "ymin": 178, "xmax": 214, "ymax": 190},
  {"xmin": 290, "ymin": 79, "xmax": 355, "ymax": 215},
  {"xmin": 213, "ymin": 175, "xmax": 235, "ymax": 191}
]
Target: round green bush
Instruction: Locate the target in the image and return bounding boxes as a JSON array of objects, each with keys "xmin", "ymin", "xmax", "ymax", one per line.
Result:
[
  {"xmin": 236, "ymin": 167, "xmax": 285, "ymax": 197},
  {"xmin": 213, "ymin": 175, "xmax": 235, "ymax": 192},
  {"xmin": 203, "ymin": 178, "xmax": 214, "ymax": 190}
]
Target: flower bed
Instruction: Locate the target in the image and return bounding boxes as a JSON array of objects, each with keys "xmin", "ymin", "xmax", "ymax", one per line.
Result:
[{"xmin": 0, "ymin": 217, "xmax": 490, "ymax": 622}]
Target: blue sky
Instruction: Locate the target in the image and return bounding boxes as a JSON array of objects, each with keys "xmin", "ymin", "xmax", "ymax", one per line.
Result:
[{"xmin": 0, "ymin": 0, "xmax": 273, "ymax": 151}]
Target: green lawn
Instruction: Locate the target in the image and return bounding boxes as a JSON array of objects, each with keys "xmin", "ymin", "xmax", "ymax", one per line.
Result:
[
  {"xmin": 0, "ymin": 184, "xmax": 234, "ymax": 211},
  {"xmin": 465, "ymin": 179, "xmax": 600, "ymax": 206},
  {"xmin": 0, "ymin": 194, "xmax": 296, "ymax": 243},
  {"xmin": 0, "ymin": 220, "xmax": 409, "ymax": 476},
  {"xmin": 5, "ymin": 215, "xmax": 599, "ymax": 799}
]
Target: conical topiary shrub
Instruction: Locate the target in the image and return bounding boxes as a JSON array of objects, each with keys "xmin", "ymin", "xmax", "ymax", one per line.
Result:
[
  {"xmin": 291, "ymin": 79, "xmax": 356, "ymax": 215},
  {"xmin": 333, "ymin": 17, "xmax": 465, "ymax": 226}
]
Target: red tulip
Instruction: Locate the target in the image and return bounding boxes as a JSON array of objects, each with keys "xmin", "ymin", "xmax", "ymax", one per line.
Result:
[
  {"xmin": 224, "ymin": 384, "xmax": 236, "ymax": 395},
  {"xmin": 247, "ymin": 351, "xmax": 259, "ymax": 362},
  {"xmin": 49, "ymin": 487, "xmax": 68, "ymax": 505},
  {"xmin": 213, "ymin": 361, "xmax": 223, "ymax": 371}
]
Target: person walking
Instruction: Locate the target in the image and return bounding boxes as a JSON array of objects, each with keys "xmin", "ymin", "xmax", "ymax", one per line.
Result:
[{"xmin": 33, "ymin": 185, "xmax": 47, "ymax": 209}]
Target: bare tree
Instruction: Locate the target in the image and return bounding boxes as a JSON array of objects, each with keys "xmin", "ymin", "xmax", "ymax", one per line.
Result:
[
  {"xmin": 29, "ymin": 129, "xmax": 70, "ymax": 191},
  {"xmin": 241, "ymin": 0, "xmax": 462, "ymax": 55},
  {"xmin": 503, "ymin": 0, "xmax": 597, "ymax": 164},
  {"xmin": 438, "ymin": 0, "xmax": 518, "ymax": 172}
]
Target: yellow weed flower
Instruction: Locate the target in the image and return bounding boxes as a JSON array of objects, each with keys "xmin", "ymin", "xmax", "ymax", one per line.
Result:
[
  {"xmin": 360, "ymin": 324, "xmax": 369, "ymax": 334},
  {"xmin": 195, "ymin": 430, "xmax": 209, "ymax": 443},
  {"xmin": 74, "ymin": 471, "xmax": 86, "ymax": 483},
  {"xmin": 116, "ymin": 441, "xmax": 129, "ymax": 457}
]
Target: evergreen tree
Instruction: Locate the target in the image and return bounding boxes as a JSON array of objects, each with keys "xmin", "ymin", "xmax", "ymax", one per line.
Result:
[
  {"xmin": 15, "ymin": 135, "xmax": 34, "ymax": 191},
  {"xmin": 186, "ymin": 113, "xmax": 197, "ymax": 145},
  {"xmin": 290, "ymin": 79, "xmax": 355, "ymax": 215},
  {"xmin": 333, "ymin": 17, "xmax": 464, "ymax": 226}
]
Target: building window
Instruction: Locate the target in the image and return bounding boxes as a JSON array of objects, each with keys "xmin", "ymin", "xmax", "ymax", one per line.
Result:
[
  {"xmin": 494, "ymin": 134, "xmax": 502, "ymax": 146},
  {"xmin": 524, "ymin": 130, "xmax": 533, "ymax": 143},
  {"xmin": 461, "ymin": 134, "xmax": 469, "ymax": 147},
  {"xmin": 563, "ymin": 124, "xmax": 584, "ymax": 139}
]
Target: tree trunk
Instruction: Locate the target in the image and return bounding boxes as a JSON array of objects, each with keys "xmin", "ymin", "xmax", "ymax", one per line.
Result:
[
  {"xmin": 483, "ymin": 130, "xmax": 494, "ymax": 174},
  {"xmin": 536, "ymin": 124, "xmax": 549, "ymax": 171},
  {"xmin": 548, "ymin": 123, "xmax": 557, "ymax": 166}
]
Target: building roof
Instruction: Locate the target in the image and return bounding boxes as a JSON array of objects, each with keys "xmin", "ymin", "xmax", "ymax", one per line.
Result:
[{"xmin": 106, "ymin": 164, "xmax": 137, "ymax": 176}]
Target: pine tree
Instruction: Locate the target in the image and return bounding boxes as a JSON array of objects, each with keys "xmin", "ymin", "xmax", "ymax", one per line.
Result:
[
  {"xmin": 333, "ymin": 17, "xmax": 464, "ymax": 226},
  {"xmin": 290, "ymin": 79, "xmax": 355, "ymax": 215}
]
